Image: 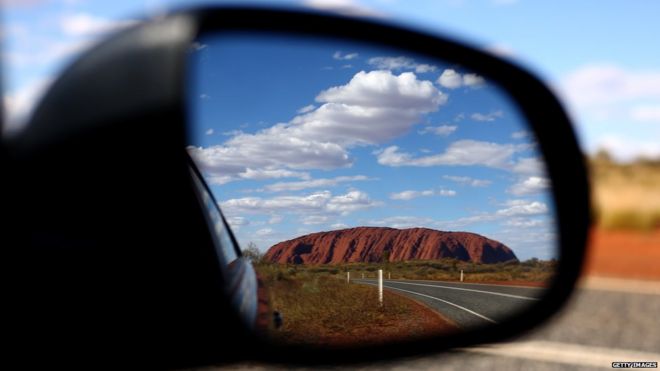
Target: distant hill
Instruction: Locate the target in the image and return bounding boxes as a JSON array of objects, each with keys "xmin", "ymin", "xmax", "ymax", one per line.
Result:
[{"xmin": 264, "ymin": 226, "xmax": 517, "ymax": 264}]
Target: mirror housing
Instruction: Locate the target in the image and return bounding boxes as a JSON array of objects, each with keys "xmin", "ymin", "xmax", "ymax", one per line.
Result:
[{"xmin": 3, "ymin": 6, "xmax": 590, "ymax": 368}]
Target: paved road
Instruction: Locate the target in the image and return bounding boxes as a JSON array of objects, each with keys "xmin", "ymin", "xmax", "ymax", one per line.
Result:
[
  {"xmin": 210, "ymin": 277, "xmax": 660, "ymax": 370},
  {"xmin": 354, "ymin": 279, "xmax": 546, "ymax": 328}
]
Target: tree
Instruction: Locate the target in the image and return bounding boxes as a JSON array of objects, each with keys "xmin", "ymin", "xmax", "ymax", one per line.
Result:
[{"xmin": 242, "ymin": 242, "xmax": 264, "ymax": 264}]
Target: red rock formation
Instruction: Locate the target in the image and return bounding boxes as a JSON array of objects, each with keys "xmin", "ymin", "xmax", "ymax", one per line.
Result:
[{"xmin": 264, "ymin": 227, "xmax": 517, "ymax": 264}]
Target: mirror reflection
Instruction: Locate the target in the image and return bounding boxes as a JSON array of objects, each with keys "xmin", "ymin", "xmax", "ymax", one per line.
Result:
[{"xmin": 187, "ymin": 33, "xmax": 557, "ymax": 347}]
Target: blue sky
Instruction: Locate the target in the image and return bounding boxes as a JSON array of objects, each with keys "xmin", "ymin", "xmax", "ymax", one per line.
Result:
[
  {"xmin": 3, "ymin": 0, "xmax": 660, "ymax": 162},
  {"xmin": 186, "ymin": 33, "xmax": 556, "ymax": 260},
  {"xmin": 2, "ymin": 0, "xmax": 658, "ymax": 259}
]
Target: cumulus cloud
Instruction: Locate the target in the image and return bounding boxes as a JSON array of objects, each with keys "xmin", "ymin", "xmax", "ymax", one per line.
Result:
[
  {"xmin": 297, "ymin": 104, "xmax": 316, "ymax": 114},
  {"xmin": 418, "ymin": 124, "xmax": 457, "ymax": 136},
  {"xmin": 389, "ymin": 189, "xmax": 455, "ymax": 200},
  {"xmin": 505, "ymin": 218, "xmax": 544, "ymax": 228},
  {"xmin": 437, "ymin": 69, "xmax": 485, "ymax": 89},
  {"xmin": 511, "ymin": 130, "xmax": 529, "ymax": 139},
  {"xmin": 511, "ymin": 157, "xmax": 545, "ymax": 175},
  {"xmin": 220, "ymin": 190, "xmax": 381, "ymax": 217},
  {"xmin": 470, "ymin": 110, "xmax": 504, "ymax": 122},
  {"xmin": 561, "ymin": 64, "xmax": 660, "ymax": 108},
  {"xmin": 190, "ymin": 70, "xmax": 446, "ymax": 184},
  {"xmin": 390, "ymin": 190, "xmax": 430, "ymax": 200},
  {"xmin": 369, "ymin": 200, "xmax": 548, "ymax": 231},
  {"xmin": 367, "ymin": 56, "xmax": 436, "ymax": 73},
  {"xmin": 226, "ymin": 216, "xmax": 249, "ymax": 230},
  {"xmin": 437, "ymin": 69, "xmax": 462, "ymax": 89},
  {"xmin": 508, "ymin": 176, "xmax": 551, "ymax": 195},
  {"xmin": 442, "ymin": 175, "xmax": 492, "ymax": 187},
  {"xmin": 333, "ymin": 51, "xmax": 358, "ymax": 60},
  {"xmin": 205, "ymin": 128, "xmax": 214, "ymax": 135},
  {"xmin": 302, "ymin": 0, "xmax": 386, "ymax": 17},
  {"xmin": 302, "ymin": 215, "xmax": 330, "ymax": 225},
  {"xmin": 60, "ymin": 13, "xmax": 136, "ymax": 37},
  {"xmin": 376, "ymin": 140, "xmax": 520, "ymax": 169},
  {"xmin": 264, "ymin": 175, "xmax": 371, "ymax": 192}
]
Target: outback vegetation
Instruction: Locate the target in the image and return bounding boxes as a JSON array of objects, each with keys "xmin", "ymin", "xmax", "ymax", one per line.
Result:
[
  {"xmin": 255, "ymin": 262, "xmax": 457, "ymax": 346},
  {"xmin": 252, "ymin": 254, "xmax": 553, "ymax": 346},
  {"xmin": 590, "ymin": 151, "xmax": 660, "ymax": 230}
]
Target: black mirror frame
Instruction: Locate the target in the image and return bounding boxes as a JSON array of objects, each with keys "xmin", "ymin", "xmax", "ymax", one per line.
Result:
[
  {"xmin": 187, "ymin": 6, "xmax": 590, "ymax": 365},
  {"xmin": 9, "ymin": 5, "xmax": 590, "ymax": 367}
]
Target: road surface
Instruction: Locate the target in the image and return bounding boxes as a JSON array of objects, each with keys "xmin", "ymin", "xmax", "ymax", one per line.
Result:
[
  {"xmin": 354, "ymin": 278, "xmax": 546, "ymax": 328},
  {"xmin": 211, "ymin": 277, "xmax": 660, "ymax": 370}
]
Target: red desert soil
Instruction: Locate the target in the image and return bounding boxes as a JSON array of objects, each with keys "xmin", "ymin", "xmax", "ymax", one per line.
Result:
[
  {"xmin": 309, "ymin": 290, "xmax": 458, "ymax": 347},
  {"xmin": 583, "ymin": 228, "xmax": 660, "ymax": 280}
]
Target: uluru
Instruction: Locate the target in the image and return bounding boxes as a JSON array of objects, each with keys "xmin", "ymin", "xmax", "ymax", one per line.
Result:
[{"xmin": 264, "ymin": 226, "xmax": 517, "ymax": 265}]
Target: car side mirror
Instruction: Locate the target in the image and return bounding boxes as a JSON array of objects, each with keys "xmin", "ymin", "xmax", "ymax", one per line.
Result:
[{"xmin": 4, "ymin": 6, "xmax": 590, "ymax": 368}]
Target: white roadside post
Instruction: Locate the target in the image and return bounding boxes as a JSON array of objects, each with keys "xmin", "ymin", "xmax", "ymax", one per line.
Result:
[
  {"xmin": 388, "ymin": 272, "xmax": 391, "ymax": 280},
  {"xmin": 378, "ymin": 269, "xmax": 383, "ymax": 306},
  {"xmin": 347, "ymin": 271, "xmax": 350, "ymax": 283},
  {"xmin": 460, "ymin": 269, "xmax": 464, "ymax": 282},
  {"xmin": 362, "ymin": 273, "xmax": 364, "ymax": 279}
]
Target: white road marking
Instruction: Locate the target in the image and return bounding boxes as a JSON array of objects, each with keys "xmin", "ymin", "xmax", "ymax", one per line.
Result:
[
  {"xmin": 581, "ymin": 276, "xmax": 660, "ymax": 296},
  {"xmin": 372, "ymin": 280, "xmax": 540, "ymax": 301},
  {"xmin": 462, "ymin": 340, "xmax": 660, "ymax": 369},
  {"xmin": 393, "ymin": 278, "xmax": 545, "ymax": 290},
  {"xmin": 361, "ymin": 282, "xmax": 498, "ymax": 324}
]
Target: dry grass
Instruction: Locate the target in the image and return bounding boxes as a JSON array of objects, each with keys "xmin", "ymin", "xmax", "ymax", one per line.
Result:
[
  {"xmin": 301, "ymin": 258, "xmax": 556, "ymax": 284},
  {"xmin": 256, "ymin": 264, "xmax": 456, "ymax": 347},
  {"xmin": 590, "ymin": 155, "xmax": 660, "ymax": 230}
]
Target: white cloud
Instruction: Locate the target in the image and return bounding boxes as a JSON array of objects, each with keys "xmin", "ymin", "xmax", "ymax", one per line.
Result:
[
  {"xmin": 561, "ymin": 64, "xmax": 660, "ymax": 108},
  {"xmin": 390, "ymin": 189, "xmax": 455, "ymax": 200},
  {"xmin": 268, "ymin": 215, "xmax": 283, "ymax": 224},
  {"xmin": 504, "ymin": 218, "xmax": 544, "ymax": 228},
  {"xmin": 463, "ymin": 73, "xmax": 485, "ymax": 87},
  {"xmin": 367, "ymin": 56, "xmax": 436, "ymax": 73},
  {"xmin": 511, "ymin": 157, "xmax": 545, "ymax": 175},
  {"xmin": 470, "ymin": 110, "xmax": 504, "ymax": 122},
  {"xmin": 297, "ymin": 104, "xmax": 316, "ymax": 114},
  {"xmin": 301, "ymin": 215, "xmax": 330, "ymax": 225},
  {"xmin": 265, "ymin": 175, "xmax": 370, "ymax": 192},
  {"xmin": 60, "ymin": 13, "xmax": 136, "ymax": 37},
  {"xmin": 368, "ymin": 200, "xmax": 548, "ymax": 231},
  {"xmin": 511, "ymin": 130, "xmax": 529, "ymax": 139},
  {"xmin": 326, "ymin": 190, "xmax": 382, "ymax": 215},
  {"xmin": 376, "ymin": 140, "xmax": 519, "ymax": 169},
  {"xmin": 220, "ymin": 189, "xmax": 380, "ymax": 217},
  {"xmin": 437, "ymin": 69, "xmax": 485, "ymax": 89},
  {"xmin": 330, "ymin": 223, "xmax": 349, "ymax": 229},
  {"xmin": 508, "ymin": 176, "xmax": 550, "ymax": 195},
  {"xmin": 205, "ymin": 129, "xmax": 214, "ymax": 135},
  {"xmin": 418, "ymin": 124, "xmax": 457, "ymax": 136},
  {"xmin": 226, "ymin": 216, "xmax": 249, "ymax": 230},
  {"xmin": 496, "ymin": 200, "xmax": 548, "ymax": 216},
  {"xmin": 191, "ymin": 70, "xmax": 445, "ymax": 184},
  {"xmin": 333, "ymin": 51, "xmax": 358, "ymax": 60},
  {"xmin": 256, "ymin": 228, "xmax": 275, "ymax": 237},
  {"xmin": 390, "ymin": 189, "xmax": 434, "ymax": 200},
  {"xmin": 442, "ymin": 175, "xmax": 492, "ymax": 187},
  {"xmin": 437, "ymin": 69, "xmax": 462, "ymax": 89},
  {"xmin": 302, "ymin": 0, "xmax": 386, "ymax": 17},
  {"xmin": 630, "ymin": 105, "xmax": 660, "ymax": 123}
]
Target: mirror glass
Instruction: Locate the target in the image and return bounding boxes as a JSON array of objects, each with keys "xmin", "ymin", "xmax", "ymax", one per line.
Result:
[{"xmin": 186, "ymin": 32, "xmax": 557, "ymax": 347}]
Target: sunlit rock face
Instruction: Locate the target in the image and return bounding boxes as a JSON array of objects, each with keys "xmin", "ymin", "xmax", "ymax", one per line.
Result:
[{"xmin": 264, "ymin": 226, "xmax": 517, "ymax": 265}]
